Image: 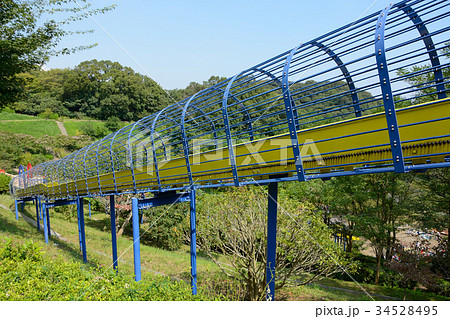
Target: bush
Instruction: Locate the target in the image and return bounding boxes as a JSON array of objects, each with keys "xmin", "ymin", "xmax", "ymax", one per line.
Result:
[
  {"xmin": 105, "ymin": 116, "xmax": 121, "ymax": 132},
  {"xmin": 0, "ymin": 238, "xmax": 214, "ymax": 301},
  {"xmin": 141, "ymin": 202, "xmax": 189, "ymax": 251},
  {"xmin": 2, "ymin": 107, "xmax": 15, "ymax": 114},
  {"xmin": 0, "ymin": 174, "xmax": 11, "ymax": 194},
  {"xmin": 38, "ymin": 108, "xmax": 59, "ymax": 120},
  {"xmin": 80, "ymin": 122, "xmax": 108, "ymax": 139}
]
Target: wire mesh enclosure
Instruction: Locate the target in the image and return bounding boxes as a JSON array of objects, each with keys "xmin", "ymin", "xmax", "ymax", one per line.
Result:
[{"xmin": 10, "ymin": 0, "xmax": 450, "ymax": 200}]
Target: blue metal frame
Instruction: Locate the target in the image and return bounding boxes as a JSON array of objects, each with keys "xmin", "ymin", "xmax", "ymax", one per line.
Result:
[
  {"xmin": 311, "ymin": 41, "xmax": 361, "ymax": 117},
  {"xmin": 396, "ymin": 2, "xmax": 447, "ymax": 100},
  {"xmin": 131, "ymin": 190, "xmax": 197, "ymax": 294},
  {"xmin": 76, "ymin": 197, "xmax": 87, "ymax": 263},
  {"xmin": 266, "ymin": 182, "xmax": 278, "ymax": 301},
  {"xmin": 282, "ymin": 46, "xmax": 307, "ymax": 181},
  {"xmin": 189, "ymin": 189, "xmax": 197, "ymax": 295},
  {"xmin": 42, "ymin": 202, "xmax": 49, "ymax": 244},
  {"xmin": 110, "ymin": 195, "xmax": 118, "ymax": 272},
  {"xmin": 375, "ymin": 5, "xmax": 406, "ymax": 173},
  {"xmin": 132, "ymin": 197, "xmax": 141, "ymax": 281}
]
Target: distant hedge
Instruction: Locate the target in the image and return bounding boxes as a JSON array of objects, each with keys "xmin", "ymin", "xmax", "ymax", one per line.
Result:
[{"xmin": 0, "ymin": 238, "xmax": 214, "ymax": 301}]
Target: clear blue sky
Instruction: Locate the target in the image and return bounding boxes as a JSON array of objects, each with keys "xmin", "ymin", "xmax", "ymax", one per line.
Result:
[{"xmin": 45, "ymin": 0, "xmax": 395, "ymax": 89}]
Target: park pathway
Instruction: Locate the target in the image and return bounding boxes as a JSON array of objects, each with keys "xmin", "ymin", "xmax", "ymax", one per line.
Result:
[{"xmin": 56, "ymin": 121, "xmax": 67, "ymax": 136}]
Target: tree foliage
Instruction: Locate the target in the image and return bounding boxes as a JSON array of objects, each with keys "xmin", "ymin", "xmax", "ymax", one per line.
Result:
[
  {"xmin": 0, "ymin": 0, "xmax": 115, "ymax": 108},
  {"xmin": 10, "ymin": 60, "xmax": 170, "ymax": 120},
  {"xmin": 196, "ymin": 186, "xmax": 348, "ymax": 300}
]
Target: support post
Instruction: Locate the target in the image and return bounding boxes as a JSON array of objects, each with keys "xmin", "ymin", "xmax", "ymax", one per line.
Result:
[
  {"xmin": 190, "ymin": 189, "xmax": 197, "ymax": 295},
  {"xmin": 35, "ymin": 197, "xmax": 40, "ymax": 231},
  {"xmin": 77, "ymin": 197, "xmax": 87, "ymax": 263},
  {"xmin": 110, "ymin": 195, "xmax": 118, "ymax": 272},
  {"xmin": 46, "ymin": 205, "xmax": 51, "ymax": 238},
  {"xmin": 266, "ymin": 182, "xmax": 278, "ymax": 301},
  {"xmin": 88, "ymin": 201, "xmax": 91, "ymax": 219},
  {"xmin": 76, "ymin": 198, "xmax": 82, "ymax": 251},
  {"xmin": 132, "ymin": 197, "xmax": 141, "ymax": 281},
  {"xmin": 14, "ymin": 200, "xmax": 19, "ymax": 220},
  {"xmin": 42, "ymin": 202, "xmax": 49, "ymax": 244},
  {"xmin": 39, "ymin": 198, "xmax": 43, "ymax": 220}
]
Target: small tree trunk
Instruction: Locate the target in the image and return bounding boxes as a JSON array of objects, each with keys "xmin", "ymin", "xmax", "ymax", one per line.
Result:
[
  {"xmin": 375, "ymin": 251, "xmax": 382, "ymax": 285},
  {"xmin": 117, "ymin": 211, "xmax": 133, "ymax": 236}
]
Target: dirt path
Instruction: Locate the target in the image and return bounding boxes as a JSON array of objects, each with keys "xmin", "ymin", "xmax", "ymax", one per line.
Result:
[{"xmin": 56, "ymin": 121, "xmax": 68, "ymax": 136}]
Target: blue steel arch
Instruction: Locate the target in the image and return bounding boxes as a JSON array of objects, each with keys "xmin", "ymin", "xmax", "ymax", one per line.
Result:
[
  {"xmin": 310, "ymin": 40, "xmax": 361, "ymax": 117},
  {"xmin": 249, "ymin": 66, "xmax": 301, "ymax": 130},
  {"xmin": 375, "ymin": 5, "xmax": 406, "ymax": 173},
  {"xmin": 95, "ymin": 135, "xmax": 113, "ymax": 195},
  {"xmin": 396, "ymin": 1, "xmax": 447, "ymax": 99},
  {"xmin": 282, "ymin": 45, "xmax": 307, "ymax": 182},
  {"xmin": 149, "ymin": 105, "xmax": 192, "ymax": 191},
  {"xmin": 221, "ymin": 66, "xmax": 289, "ymax": 186}
]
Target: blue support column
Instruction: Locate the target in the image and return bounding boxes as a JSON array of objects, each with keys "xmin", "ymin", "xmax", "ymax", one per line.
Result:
[
  {"xmin": 14, "ymin": 200, "xmax": 19, "ymax": 220},
  {"xmin": 266, "ymin": 182, "xmax": 278, "ymax": 301},
  {"xmin": 77, "ymin": 197, "xmax": 87, "ymax": 263},
  {"xmin": 110, "ymin": 195, "xmax": 118, "ymax": 272},
  {"xmin": 42, "ymin": 202, "xmax": 49, "ymax": 244},
  {"xmin": 35, "ymin": 197, "xmax": 40, "ymax": 231},
  {"xmin": 46, "ymin": 205, "xmax": 51, "ymax": 238},
  {"xmin": 39, "ymin": 198, "xmax": 43, "ymax": 220},
  {"xmin": 132, "ymin": 197, "xmax": 141, "ymax": 281},
  {"xmin": 88, "ymin": 201, "xmax": 91, "ymax": 219},
  {"xmin": 76, "ymin": 198, "xmax": 82, "ymax": 251},
  {"xmin": 190, "ymin": 189, "xmax": 197, "ymax": 295}
]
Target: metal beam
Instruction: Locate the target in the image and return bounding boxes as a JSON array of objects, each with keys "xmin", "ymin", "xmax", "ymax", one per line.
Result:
[
  {"xmin": 110, "ymin": 195, "xmax": 118, "ymax": 272},
  {"xmin": 375, "ymin": 5, "xmax": 406, "ymax": 173},
  {"xmin": 132, "ymin": 197, "xmax": 141, "ymax": 281},
  {"xmin": 266, "ymin": 182, "xmax": 278, "ymax": 301},
  {"xmin": 282, "ymin": 46, "xmax": 307, "ymax": 181},
  {"xmin": 190, "ymin": 189, "xmax": 197, "ymax": 295},
  {"xmin": 77, "ymin": 197, "xmax": 87, "ymax": 263},
  {"xmin": 42, "ymin": 202, "xmax": 49, "ymax": 244}
]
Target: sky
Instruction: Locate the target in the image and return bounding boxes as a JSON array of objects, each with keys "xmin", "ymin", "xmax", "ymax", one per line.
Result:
[{"xmin": 44, "ymin": 0, "xmax": 397, "ymax": 90}]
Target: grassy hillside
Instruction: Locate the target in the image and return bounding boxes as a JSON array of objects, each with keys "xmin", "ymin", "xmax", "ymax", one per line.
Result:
[
  {"xmin": 63, "ymin": 119, "xmax": 107, "ymax": 137},
  {"xmin": 0, "ymin": 113, "xmax": 41, "ymax": 120},
  {"xmin": 0, "ymin": 120, "xmax": 61, "ymax": 137}
]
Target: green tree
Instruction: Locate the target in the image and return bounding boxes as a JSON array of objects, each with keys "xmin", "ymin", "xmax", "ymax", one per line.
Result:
[
  {"xmin": 355, "ymin": 173, "xmax": 414, "ymax": 285},
  {"xmin": 329, "ymin": 175, "xmax": 368, "ymax": 254},
  {"xmin": 62, "ymin": 60, "xmax": 169, "ymax": 121},
  {"xmin": 396, "ymin": 43, "xmax": 449, "ymax": 104},
  {"xmin": 413, "ymin": 168, "xmax": 450, "ymax": 252},
  {"xmin": 0, "ymin": 0, "xmax": 115, "ymax": 108},
  {"xmin": 196, "ymin": 186, "xmax": 347, "ymax": 300}
]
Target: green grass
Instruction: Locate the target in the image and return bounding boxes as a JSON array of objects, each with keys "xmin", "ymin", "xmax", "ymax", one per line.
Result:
[
  {"xmin": 0, "ymin": 120, "xmax": 60, "ymax": 137},
  {"xmin": 63, "ymin": 120, "xmax": 106, "ymax": 136},
  {"xmin": 0, "ymin": 194, "xmax": 448, "ymax": 301},
  {"xmin": 0, "ymin": 112, "xmax": 40, "ymax": 120}
]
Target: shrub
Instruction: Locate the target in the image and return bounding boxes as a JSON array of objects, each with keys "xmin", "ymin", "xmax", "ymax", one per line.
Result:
[
  {"xmin": 141, "ymin": 202, "xmax": 189, "ymax": 251},
  {"xmin": 2, "ymin": 107, "xmax": 15, "ymax": 114},
  {"xmin": 38, "ymin": 108, "xmax": 59, "ymax": 120},
  {"xmin": 0, "ymin": 174, "xmax": 11, "ymax": 194},
  {"xmin": 0, "ymin": 238, "xmax": 214, "ymax": 301},
  {"xmin": 105, "ymin": 116, "xmax": 121, "ymax": 132},
  {"xmin": 80, "ymin": 122, "xmax": 108, "ymax": 139}
]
